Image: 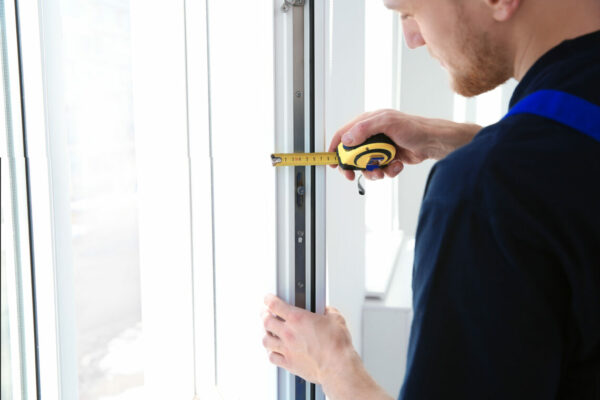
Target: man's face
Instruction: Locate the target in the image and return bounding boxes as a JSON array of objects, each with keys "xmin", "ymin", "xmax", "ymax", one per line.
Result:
[{"xmin": 385, "ymin": 0, "xmax": 511, "ymax": 97}]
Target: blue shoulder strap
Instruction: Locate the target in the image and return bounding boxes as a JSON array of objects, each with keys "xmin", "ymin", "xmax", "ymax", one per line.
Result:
[{"xmin": 504, "ymin": 89, "xmax": 600, "ymax": 143}]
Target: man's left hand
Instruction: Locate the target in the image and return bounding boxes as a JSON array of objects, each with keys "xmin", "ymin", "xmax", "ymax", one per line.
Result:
[
  {"xmin": 261, "ymin": 294, "xmax": 356, "ymax": 385},
  {"xmin": 261, "ymin": 294, "xmax": 394, "ymax": 400}
]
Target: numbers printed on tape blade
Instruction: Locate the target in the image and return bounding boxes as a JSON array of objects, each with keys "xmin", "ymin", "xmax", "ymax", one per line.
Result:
[
  {"xmin": 271, "ymin": 133, "xmax": 397, "ymax": 171},
  {"xmin": 271, "ymin": 152, "xmax": 338, "ymax": 167}
]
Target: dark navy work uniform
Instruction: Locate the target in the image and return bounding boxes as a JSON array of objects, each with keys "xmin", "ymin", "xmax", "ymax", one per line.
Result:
[{"xmin": 400, "ymin": 31, "xmax": 600, "ymax": 399}]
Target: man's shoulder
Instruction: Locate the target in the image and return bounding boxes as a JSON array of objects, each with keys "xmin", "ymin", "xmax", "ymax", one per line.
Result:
[
  {"xmin": 425, "ymin": 113, "xmax": 600, "ymax": 208},
  {"xmin": 424, "ymin": 117, "xmax": 529, "ymax": 204}
]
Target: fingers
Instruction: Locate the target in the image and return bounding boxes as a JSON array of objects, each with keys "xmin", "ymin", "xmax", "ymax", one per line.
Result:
[
  {"xmin": 329, "ymin": 110, "xmax": 400, "ymax": 180},
  {"xmin": 264, "ymin": 294, "xmax": 292, "ymax": 320},
  {"xmin": 396, "ymin": 147, "xmax": 424, "ymax": 165},
  {"xmin": 262, "ymin": 309, "xmax": 285, "ymax": 336},
  {"xmin": 363, "ymin": 169, "xmax": 384, "ymax": 180},
  {"xmin": 328, "ymin": 110, "xmax": 391, "ymax": 169},
  {"xmin": 328, "ymin": 111, "xmax": 382, "ymax": 153},
  {"xmin": 359, "ymin": 160, "xmax": 404, "ymax": 181},
  {"xmin": 383, "ymin": 160, "xmax": 404, "ymax": 178},
  {"xmin": 262, "ymin": 332, "xmax": 285, "ymax": 354},
  {"xmin": 341, "ymin": 113, "xmax": 388, "ymax": 147},
  {"xmin": 268, "ymin": 351, "xmax": 287, "ymax": 368},
  {"xmin": 337, "ymin": 167, "xmax": 355, "ymax": 181},
  {"xmin": 339, "ymin": 164, "xmax": 402, "ymax": 181}
]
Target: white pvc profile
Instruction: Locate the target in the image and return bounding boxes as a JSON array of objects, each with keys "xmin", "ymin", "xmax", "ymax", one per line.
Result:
[
  {"xmin": 204, "ymin": 0, "xmax": 277, "ymax": 398},
  {"xmin": 274, "ymin": 1, "xmax": 297, "ymax": 398},
  {"xmin": 35, "ymin": 2, "xmax": 81, "ymax": 395},
  {"xmin": 275, "ymin": 1, "xmax": 326, "ymax": 399},
  {"xmin": 274, "ymin": 1, "xmax": 296, "ymax": 394},
  {"xmin": 312, "ymin": 0, "xmax": 327, "ymax": 320},
  {"xmin": 183, "ymin": 0, "xmax": 216, "ymax": 397},
  {"xmin": 15, "ymin": 0, "xmax": 73, "ymax": 397},
  {"xmin": 1, "ymin": 1, "xmax": 38, "ymax": 396},
  {"xmin": 130, "ymin": 0, "xmax": 196, "ymax": 397},
  {"xmin": 311, "ymin": 2, "xmax": 327, "ymax": 400}
]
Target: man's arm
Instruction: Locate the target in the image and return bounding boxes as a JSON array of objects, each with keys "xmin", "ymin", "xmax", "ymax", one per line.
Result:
[
  {"xmin": 262, "ymin": 295, "xmax": 393, "ymax": 400},
  {"xmin": 259, "ymin": 112, "xmax": 481, "ymax": 398},
  {"xmin": 327, "ymin": 109, "xmax": 481, "ymax": 181}
]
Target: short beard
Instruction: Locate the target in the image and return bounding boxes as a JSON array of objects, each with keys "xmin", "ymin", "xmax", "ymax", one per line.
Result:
[{"xmin": 449, "ymin": 18, "xmax": 512, "ymax": 97}]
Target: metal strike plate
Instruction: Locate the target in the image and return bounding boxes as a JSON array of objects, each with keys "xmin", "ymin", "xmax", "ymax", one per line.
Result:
[{"xmin": 281, "ymin": 0, "xmax": 305, "ymax": 12}]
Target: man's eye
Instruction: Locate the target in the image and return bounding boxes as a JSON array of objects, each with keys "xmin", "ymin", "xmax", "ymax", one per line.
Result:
[{"xmin": 401, "ymin": 14, "xmax": 411, "ymax": 21}]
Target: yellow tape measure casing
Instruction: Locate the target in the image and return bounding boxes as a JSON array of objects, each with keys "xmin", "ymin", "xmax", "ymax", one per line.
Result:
[{"xmin": 336, "ymin": 133, "xmax": 396, "ymax": 170}]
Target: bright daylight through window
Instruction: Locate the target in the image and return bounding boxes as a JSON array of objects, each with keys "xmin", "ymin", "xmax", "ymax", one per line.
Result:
[{"xmin": 60, "ymin": 1, "xmax": 143, "ymax": 397}]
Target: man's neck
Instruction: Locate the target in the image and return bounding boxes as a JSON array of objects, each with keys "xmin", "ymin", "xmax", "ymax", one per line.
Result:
[{"xmin": 512, "ymin": 1, "xmax": 600, "ymax": 81}]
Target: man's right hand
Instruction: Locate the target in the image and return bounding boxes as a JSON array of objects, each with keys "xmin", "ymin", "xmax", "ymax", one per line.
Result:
[{"xmin": 328, "ymin": 109, "xmax": 482, "ymax": 181}]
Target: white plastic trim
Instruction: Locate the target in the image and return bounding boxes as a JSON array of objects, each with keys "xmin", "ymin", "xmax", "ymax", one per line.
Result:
[
  {"xmin": 275, "ymin": 1, "xmax": 327, "ymax": 398},
  {"xmin": 1, "ymin": 0, "xmax": 38, "ymax": 397},
  {"xmin": 130, "ymin": 0, "xmax": 196, "ymax": 397},
  {"xmin": 183, "ymin": 0, "xmax": 217, "ymax": 395},
  {"xmin": 16, "ymin": 0, "xmax": 73, "ymax": 396}
]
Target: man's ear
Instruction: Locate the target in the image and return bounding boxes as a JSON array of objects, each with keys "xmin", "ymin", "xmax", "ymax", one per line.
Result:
[{"xmin": 484, "ymin": 0, "xmax": 521, "ymax": 22}]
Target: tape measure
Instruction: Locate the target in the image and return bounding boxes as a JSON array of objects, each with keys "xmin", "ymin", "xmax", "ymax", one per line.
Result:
[
  {"xmin": 271, "ymin": 133, "xmax": 396, "ymax": 171},
  {"xmin": 270, "ymin": 152, "xmax": 338, "ymax": 167}
]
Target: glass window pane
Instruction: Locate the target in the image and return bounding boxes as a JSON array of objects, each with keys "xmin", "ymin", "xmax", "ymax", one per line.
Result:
[
  {"xmin": 2, "ymin": 1, "xmax": 37, "ymax": 397},
  {"xmin": 58, "ymin": 0, "xmax": 143, "ymax": 397},
  {"xmin": 0, "ymin": 162, "xmax": 21, "ymax": 400}
]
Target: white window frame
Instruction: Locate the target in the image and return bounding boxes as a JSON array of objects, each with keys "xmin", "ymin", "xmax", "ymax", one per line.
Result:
[
  {"xmin": 274, "ymin": 1, "xmax": 327, "ymax": 398},
  {"xmin": 13, "ymin": 0, "xmax": 380, "ymax": 398},
  {"xmin": 1, "ymin": 0, "xmax": 38, "ymax": 397},
  {"xmin": 16, "ymin": 0, "xmax": 71, "ymax": 397},
  {"xmin": 182, "ymin": 0, "xmax": 217, "ymax": 397},
  {"xmin": 130, "ymin": 0, "xmax": 197, "ymax": 397},
  {"xmin": 20, "ymin": 0, "xmax": 200, "ymax": 397}
]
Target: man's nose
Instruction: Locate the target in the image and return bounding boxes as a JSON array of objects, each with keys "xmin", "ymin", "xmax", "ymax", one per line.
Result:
[{"xmin": 402, "ymin": 19, "xmax": 426, "ymax": 49}]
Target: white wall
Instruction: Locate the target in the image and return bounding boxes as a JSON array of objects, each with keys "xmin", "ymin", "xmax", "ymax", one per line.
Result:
[{"xmin": 396, "ymin": 44, "xmax": 455, "ymax": 237}]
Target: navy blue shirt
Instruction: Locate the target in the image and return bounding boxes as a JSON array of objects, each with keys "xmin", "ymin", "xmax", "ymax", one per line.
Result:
[{"xmin": 400, "ymin": 31, "xmax": 600, "ymax": 399}]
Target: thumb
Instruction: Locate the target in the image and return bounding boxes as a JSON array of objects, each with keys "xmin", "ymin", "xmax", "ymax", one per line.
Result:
[{"xmin": 341, "ymin": 116, "xmax": 385, "ymax": 147}]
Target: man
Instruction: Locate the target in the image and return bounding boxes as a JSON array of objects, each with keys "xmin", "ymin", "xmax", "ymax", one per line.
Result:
[{"xmin": 261, "ymin": 0, "xmax": 600, "ymax": 398}]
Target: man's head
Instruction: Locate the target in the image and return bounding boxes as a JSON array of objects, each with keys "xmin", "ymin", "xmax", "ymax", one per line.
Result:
[
  {"xmin": 385, "ymin": 0, "xmax": 600, "ymax": 97},
  {"xmin": 384, "ymin": 0, "xmax": 520, "ymax": 97}
]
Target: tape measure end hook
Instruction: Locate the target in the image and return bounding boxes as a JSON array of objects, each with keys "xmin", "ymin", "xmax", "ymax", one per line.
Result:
[{"xmin": 271, "ymin": 154, "xmax": 282, "ymax": 166}]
